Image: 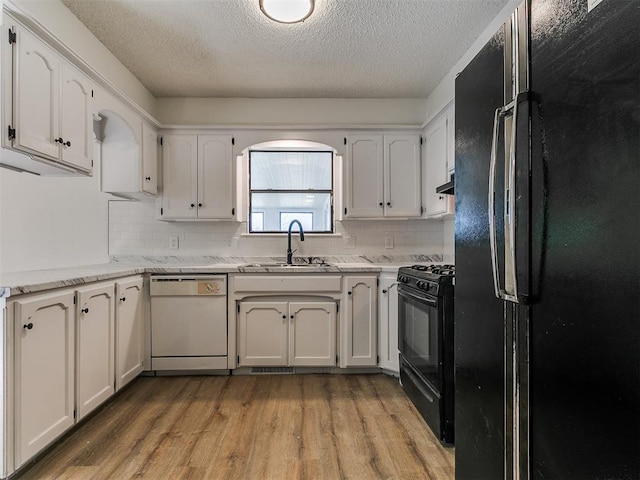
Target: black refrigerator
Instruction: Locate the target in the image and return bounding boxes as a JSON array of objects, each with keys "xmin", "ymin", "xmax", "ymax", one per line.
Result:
[{"xmin": 454, "ymin": 0, "xmax": 639, "ymax": 479}]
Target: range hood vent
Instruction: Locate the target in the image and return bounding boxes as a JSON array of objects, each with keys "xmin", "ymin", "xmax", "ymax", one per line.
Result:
[{"xmin": 436, "ymin": 174, "xmax": 454, "ymax": 195}]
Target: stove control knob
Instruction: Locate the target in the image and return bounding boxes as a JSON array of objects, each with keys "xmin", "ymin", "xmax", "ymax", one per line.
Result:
[
  {"xmin": 399, "ymin": 275, "xmax": 408, "ymax": 283},
  {"xmin": 417, "ymin": 281, "xmax": 426, "ymax": 291}
]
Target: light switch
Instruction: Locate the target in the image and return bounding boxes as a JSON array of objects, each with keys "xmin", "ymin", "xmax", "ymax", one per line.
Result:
[{"xmin": 169, "ymin": 235, "xmax": 179, "ymax": 250}]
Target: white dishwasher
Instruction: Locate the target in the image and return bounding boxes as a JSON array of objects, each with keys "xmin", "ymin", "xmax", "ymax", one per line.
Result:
[{"xmin": 150, "ymin": 275, "xmax": 227, "ymax": 371}]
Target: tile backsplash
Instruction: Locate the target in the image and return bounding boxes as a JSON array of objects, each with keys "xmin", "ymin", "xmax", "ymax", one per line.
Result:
[{"xmin": 109, "ymin": 200, "xmax": 446, "ymax": 258}]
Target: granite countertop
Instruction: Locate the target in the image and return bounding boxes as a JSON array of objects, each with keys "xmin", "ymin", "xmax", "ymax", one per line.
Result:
[{"xmin": 0, "ymin": 254, "xmax": 442, "ymax": 298}]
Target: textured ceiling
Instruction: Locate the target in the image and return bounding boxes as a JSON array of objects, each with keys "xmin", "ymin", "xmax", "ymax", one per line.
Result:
[{"xmin": 61, "ymin": 0, "xmax": 510, "ymax": 98}]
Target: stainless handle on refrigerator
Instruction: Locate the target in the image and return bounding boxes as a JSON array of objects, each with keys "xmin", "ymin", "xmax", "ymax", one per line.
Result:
[
  {"xmin": 489, "ymin": 105, "xmax": 503, "ymax": 300},
  {"xmin": 489, "ymin": 98, "xmax": 520, "ymax": 303}
]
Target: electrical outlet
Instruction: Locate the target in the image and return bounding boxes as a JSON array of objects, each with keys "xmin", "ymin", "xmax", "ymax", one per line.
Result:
[
  {"xmin": 169, "ymin": 235, "xmax": 179, "ymax": 250},
  {"xmin": 344, "ymin": 236, "xmax": 356, "ymax": 249},
  {"xmin": 385, "ymin": 236, "xmax": 394, "ymax": 249}
]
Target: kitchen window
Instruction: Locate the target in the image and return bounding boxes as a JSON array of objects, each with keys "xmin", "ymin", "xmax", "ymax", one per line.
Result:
[{"xmin": 249, "ymin": 150, "xmax": 334, "ymax": 233}]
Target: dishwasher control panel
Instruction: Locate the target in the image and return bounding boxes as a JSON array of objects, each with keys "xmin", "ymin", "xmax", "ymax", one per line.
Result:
[{"xmin": 150, "ymin": 275, "xmax": 227, "ymax": 296}]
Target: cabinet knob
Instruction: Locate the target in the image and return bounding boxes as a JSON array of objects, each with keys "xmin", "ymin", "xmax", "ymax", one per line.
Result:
[
  {"xmin": 439, "ymin": 195, "xmax": 444, "ymax": 200},
  {"xmin": 379, "ymin": 202, "xmax": 383, "ymax": 207},
  {"xmin": 387, "ymin": 202, "xmax": 391, "ymax": 207},
  {"xmin": 23, "ymin": 322, "xmax": 33, "ymax": 330},
  {"xmin": 81, "ymin": 307, "xmax": 89, "ymax": 314},
  {"xmin": 282, "ymin": 315, "xmax": 286, "ymax": 319},
  {"xmin": 382, "ymin": 289, "xmax": 388, "ymax": 294},
  {"xmin": 347, "ymin": 291, "xmax": 352, "ymax": 296},
  {"xmin": 290, "ymin": 315, "xmax": 294, "ymax": 319},
  {"xmin": 145, "ymin": 176, "xmax": 151, "ymax": 181},
  {"xmin": 55, "ymin": 137, "xmax": 63, "ymax": 143},
  {"xmin": 190, "ymin": 203, "xmax": 195, "ymax": 208},
  {"xmin": 198, "ymin": 203, "xmax": 203, "ymax": 207},
  {"xmin": 120, "ymin": 297, "xmax": 126, "ymax": 302},
  {"xmin": 65, "ymin": 140, "xmax": 71, "ymax": 147}
]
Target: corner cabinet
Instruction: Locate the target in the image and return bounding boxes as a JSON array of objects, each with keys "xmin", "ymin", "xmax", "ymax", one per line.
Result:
[
  {"xmin": 341, "ymin": 276, "xmax": 377, "ymax": 367},
  {"xmin": 344, "ymin": 134, "xmax": 422, "ymax": 218},
  {"xmin": 423, "ymin": 104, "xmax": 455, "ymax": 218},
  {"xmin": 237, "ymin": 301, "xmax": 336, "ymax": 367},
  {"xmin": 161, "ymin": 134, "xmax": 235, "ymax": 220},
  {"xmin": 378, "ymin": 273, "xmax": 399, "ymax": 373},
  {"xmin": 115, "ymin": 277, "xmax": 144, "ymax": 391},
  {"xmin": 76, "ymin": 282, "xmax": 115, "ymax": 420},
  {"xmin": 12, "ymin": 290, "xmax": 75, "ymax": 468},
  {"xmin": 4, "ymin": 22, "xmax": 93, "ymax": 175}
]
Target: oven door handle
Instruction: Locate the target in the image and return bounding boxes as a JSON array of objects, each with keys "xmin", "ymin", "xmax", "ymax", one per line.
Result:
[{"xmin": 398, "ymin": 288, "xmax": 438, "ymax": 308}]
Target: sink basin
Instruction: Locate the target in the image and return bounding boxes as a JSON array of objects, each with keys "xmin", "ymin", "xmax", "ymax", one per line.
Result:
[{"xmin": 241, "ymin": 262, "xmax": 333, "ymax": 268}]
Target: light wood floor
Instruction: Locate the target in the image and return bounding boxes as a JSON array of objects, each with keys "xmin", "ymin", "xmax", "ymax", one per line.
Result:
[{"xmin": 16, "ymin": 374, "xmax": 454, "ymax": 480}]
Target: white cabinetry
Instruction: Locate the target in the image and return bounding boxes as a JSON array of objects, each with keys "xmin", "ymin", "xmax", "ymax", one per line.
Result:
[
  {"xmin": 378, "ymin": 273, "xmax": 399, "ymax": 373},
  {"xmin": 141, "ymin": 122, "xmax": 159, "ymax": 195},
  {"xmin": 5, "ymin": 23, "xmax": 92, "ymax": 174},
  {"xmin": 13, "ymin": 290, "xmax": 75, "ymax": 468},
  {"xmin": 345, "ymin": 134, "xmax": 421, "ymax": 218},
  {"xmin": 424, "ymin": 105, "xmax": 455, "ymax": 218},
  {"xmin": 237, "ymin": 300, "xmax": 336, "ymax": 367},
  {"xmin": 341, "ymin": 276, "xmax": 377, "ymax": 367},
  {"xmin": 161, "ymin": 134, "xmax": 235, "ymax": 220},
  {"xmin": 115, "ymin": 277, "xmax": 144, "ymax": 390},
  {"xmin": 76, "ymin": 283, "xmax": 115, "ymax": 420}
]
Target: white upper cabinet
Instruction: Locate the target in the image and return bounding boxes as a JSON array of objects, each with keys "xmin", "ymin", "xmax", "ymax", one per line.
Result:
[
  {"xmin": 141, "ymin": 122, "xmax": 158, "ymax": 195},
  {"xmin": 345, "ymin": 134, "xmax": 421, "ymax": 219},
  {"xmin": 161, "ymin": 134, "xmax": 235, "ymax": 221},
  {"xmin": 423, "ymin": 105, "xmax": 455, "ymax": 218},
  {"xmin": 5, "ymin": 23, "xmax": 92, "ymax": 175}
]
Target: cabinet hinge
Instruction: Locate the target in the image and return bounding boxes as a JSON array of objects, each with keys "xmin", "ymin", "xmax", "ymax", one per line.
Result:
[
  {"xmin": 73, "ymin": 295, "xmax": 77, "ymax": 305},
  {"xmin": 237, "ymin": 303, "xmax": 240, "ymax": 313},
  {"xmin": 376, "ymin": 278, "xmax": 379, "ymax": 287},
  {"xmin": 336, "ymin": 355, "xmax": 339, "ymax": 364},
  {"xmin": 91, "ymin": 89, "xmax": 94, "ymax": 98},
  {"xmin": 377, "ymin": 355, "xmax": 380, "ymax": 364},
  {"xmin": 8, "ymin": 28, "xmax": 16, "ymax": 45},
  {"xmin": 160, "ymin": 207, "xmax": 164, "ymax": 215},
  {"xmin": 160, "ymin": 136, "xmax": 163, "ymax": 146},
  {"xmin": 91, "ymin": 159, "xmax": 94, "ymax": 167},
  {"xmin": 237, "ymin": 355, "xmax": 240, "ymax": 364},
  {"xmin": 7, "ymin": 126, "xmax": 15, "ymax": 140},
  {"xmin": 232, "ymin": 137, "xmax": 235, "ymax": 146},
  {"xmin": 344, "ymin": 207, "xmax": 347, "ymax": 215},
  {"xmin": 420, "ymin": 136, "xmax": 423, "ymax": 145},
  {"xmin": 231, "ymin": 207, "xmax": 235, "ymax": 216},
  {"xmin": 421, "ymin": 206, "xmax": 424, "ymax": 215},
  {"xmin": 336, "ymin": 303, "xmax": 339, "ymax": 313},
  {"xmin": 73, "ymin": 409, "xmax": 77, "ymax": 420},
  {"xmin": 343, "ymin": 137, "xmax": 347, "ymax": 145}
]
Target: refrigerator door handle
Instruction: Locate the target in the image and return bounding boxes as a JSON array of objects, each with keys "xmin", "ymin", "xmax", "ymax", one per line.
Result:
[{"xmin": 489, "ymin": 105, "xmax": 503, "ymax": 299}]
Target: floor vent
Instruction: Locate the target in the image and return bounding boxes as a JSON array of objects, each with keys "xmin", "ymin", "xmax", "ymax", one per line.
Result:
[{"xmin": 250, "ymin": 367, "xmax": 294, "ymax": 374}]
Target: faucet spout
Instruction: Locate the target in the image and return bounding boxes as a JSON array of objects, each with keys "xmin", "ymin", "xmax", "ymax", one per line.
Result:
[{"xmin": 286, "ymin": 220, "xmax": 305, "ymax": 264}]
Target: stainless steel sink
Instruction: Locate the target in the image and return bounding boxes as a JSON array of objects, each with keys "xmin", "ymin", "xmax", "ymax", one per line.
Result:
[{"xmin": 241, "ymin": 262, "xmax": 332, "ymax": 268}]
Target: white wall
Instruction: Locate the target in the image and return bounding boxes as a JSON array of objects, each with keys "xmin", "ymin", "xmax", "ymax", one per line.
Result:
[
  {"xmin": 0, "ymin": 145, "xmax": 111, "ymax": 273},
  {"xmin": 157, "ymin": 98, "xmax": 427, "ymax": 127},
  {"xmin": 109, "ymin": 201, "xmax": 444, "ymax": 259}
]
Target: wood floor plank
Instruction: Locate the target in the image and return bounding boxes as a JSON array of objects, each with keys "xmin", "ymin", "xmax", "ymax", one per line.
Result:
[{"xmin": 15, "ymin": 374, "xmax": 454, "ymax": 480}]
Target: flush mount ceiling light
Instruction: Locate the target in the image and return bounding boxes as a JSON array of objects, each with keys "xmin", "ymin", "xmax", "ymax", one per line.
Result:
[{"xmin": 259, "ymin": 0, "xmax": 315, "ymax": 24}]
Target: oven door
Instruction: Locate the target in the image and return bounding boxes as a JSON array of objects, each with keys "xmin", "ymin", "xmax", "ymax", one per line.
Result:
[{"xmin": 398, "ymin": 285, "xmax": 442, "ymax": 389}]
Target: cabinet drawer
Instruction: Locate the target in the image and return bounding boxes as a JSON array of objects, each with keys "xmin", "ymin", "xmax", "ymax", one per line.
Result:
[{"xmin": 233, "ymin": 275, "xmax": 342, "ymax": 293}]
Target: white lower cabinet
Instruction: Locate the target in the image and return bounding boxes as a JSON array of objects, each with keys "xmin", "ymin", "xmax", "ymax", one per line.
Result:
[
  {"xmin": 378, "ymin": 273, "xmax": 399, "ymax": 373},
  {"xmin": 76, "ymin": 282, "xmax": 115, "ymax": 420},
  {"xmin": 237, "ymin": 300, "xmax": 336, "ymax": 367},
  {"xmin": 115, "ymin": 277, "xmax": 144, "ymax": 390},
  {"xmin": 13, "ymin": 290, "xmax": 75, "ymax": 468},
  {"xmin": 341, "ymin": 276, "xmax": 378, "ymax": 367}
]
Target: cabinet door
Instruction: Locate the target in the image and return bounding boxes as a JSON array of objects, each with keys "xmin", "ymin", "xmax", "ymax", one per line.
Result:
[
  {"xmin": 237, "ymin": 302, "xmax": 287, "ymax": 366},
  {"xmin": 76, "ymin": 283, "xmax": 115, "ymax": 420},
  {"xmin": 383, "ymin": 134, "xmax": 422, "ymax": 217},
  {"xmin": 141, "ymin": 123, "xmax": 158, "ymax": 195},
  {"xmin": 289, "ymin": 302, "xmax": 336, "ymax": 367},
  {"xmin": 13, "ymin": 290, "xmax": 75, "ymax": 468},
  {"xmin": 446, "ymin": 106, "xmax": 455, "ymax": 175},
  {"xmin": 424, "ymin": 114, "xmax": 452, "ymax": 217},
  {"xmin": 12, "ymin": 25, "xmax": 60, "ymax": 160},
  {"xmin": 162, "ymin": 135, "xmax": 198, "ymax": 219},
  {"xmin": 378, "ymin": 274, "xmax": 399, "ymax": 373},
  {"xmin": 342, "ymin": 276, "xmax": 377, "ymax": 367},
  {"xmin": 60, "ymin": 63, "xmax": 92, "ymax": 173},
  {"xmin": 345, "ymin": 135, "xmax": 384, "ymax": 218},
  {"xmin": 115, "ymin": 277, "xmax": 144, "ymax": 390},
  {"xmin": 198, "ymin": 135, "xmax": 234, "ymax": 219}
]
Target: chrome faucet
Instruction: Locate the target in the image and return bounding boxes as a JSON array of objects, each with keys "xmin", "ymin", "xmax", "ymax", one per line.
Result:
[{"xmin": 286, "ymin": 220, "xmax": 305, "ymax": 264}]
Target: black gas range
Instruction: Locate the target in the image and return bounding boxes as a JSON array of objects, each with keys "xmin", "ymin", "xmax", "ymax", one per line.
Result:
[{"xmin": 397, "ymin": 264, "xmax": 455, "ymax": 445}]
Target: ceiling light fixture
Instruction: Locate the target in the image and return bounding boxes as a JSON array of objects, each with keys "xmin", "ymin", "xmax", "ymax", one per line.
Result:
[{"xmin": 259, "ymin": 0, "xmax": 314, "ymax": 24}]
